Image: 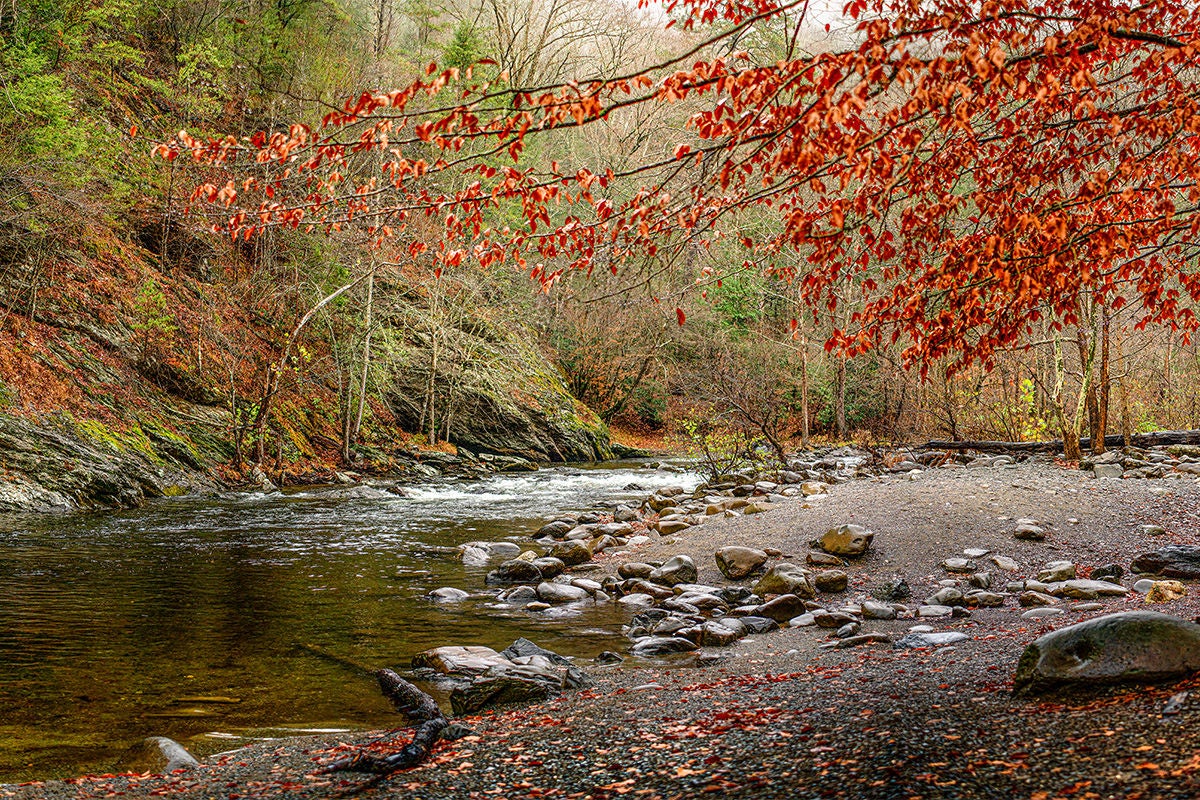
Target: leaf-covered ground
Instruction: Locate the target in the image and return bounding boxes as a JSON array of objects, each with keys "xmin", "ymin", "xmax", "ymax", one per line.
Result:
[{"xmin": 7, "ymin": 464, "xmax": 1200, "ymax": 799}]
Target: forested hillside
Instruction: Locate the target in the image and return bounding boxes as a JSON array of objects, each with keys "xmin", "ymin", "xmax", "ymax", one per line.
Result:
[{"xmin": 5, "ymin": 0, "xmax": 1200, "ymax": 511}]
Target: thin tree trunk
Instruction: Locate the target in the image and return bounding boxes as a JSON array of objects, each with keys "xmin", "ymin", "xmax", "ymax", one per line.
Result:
[
  {"xmin": 425, "ymin": 338, "xmax": 439, "ymax": 444},
  {"xmin": 1095, "ymin": 307, "xmax": 1110, "ymax": 454},
  {"xmin": 353, "ymin": 273, "xmax": 374, "ymax": 441},
  {"xmin": 835, "ymin": 354, "xmax": 847, "ymax": 440},
  {"xmin": 1119, "ymin": 333, "xmax": 1132, "ymax": 447},
  {"xmin": 1164, "ymin": 331, "xmax": 1174, "ymax": 425},
  {"xmin": 251, "ymin": 271, "xmax": 375, "ymax": 467},
  {"xmin": 1050, "ymin": 331, "xmax": 1082, "ymax": 461},
  {"xmin": 799, "ymin": 330, "xmax": 810, "ymax": 448}
]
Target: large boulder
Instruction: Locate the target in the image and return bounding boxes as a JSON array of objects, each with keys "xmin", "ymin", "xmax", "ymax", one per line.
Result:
[
  {"xmin": 714, "ymin": 546, "xmax": 769, "ymax": 580},
  {"xmin": 1131, "ymin": 545, "xmax": 1200, "ymax": 579},
  {"xmin": 813, "ymin": 524, "xmax": 874, "ymax": 557},
  {"xmin": 1013, "ymin": 611, "xmax": 1200, "ymax": 694},
  {"xmin": 0, "ymin": 413, "xmax": 217, "ymax": 513},
  {"xmin": 385, "ymin": 323, "xmax": 612, "ymax": 462},
  {"xmin": 753, "ymin": 563, "xmax": 815, "ymax": 598}
]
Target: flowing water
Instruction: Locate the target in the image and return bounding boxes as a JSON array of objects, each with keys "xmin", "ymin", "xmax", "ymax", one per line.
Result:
[{"xmin": 0, "ymin": 461, "xmax": 696, "ymax": 783}]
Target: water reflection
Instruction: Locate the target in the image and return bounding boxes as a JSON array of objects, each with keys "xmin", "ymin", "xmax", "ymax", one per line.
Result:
[{"xmin": 0, "ymin": 463, "xmax": 694, "ymax": 782}]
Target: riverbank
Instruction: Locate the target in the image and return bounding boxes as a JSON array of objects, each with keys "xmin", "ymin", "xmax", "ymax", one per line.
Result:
[{"xmin": 8, "ymin": 460, "xmax": 1200, "ymax": 798}]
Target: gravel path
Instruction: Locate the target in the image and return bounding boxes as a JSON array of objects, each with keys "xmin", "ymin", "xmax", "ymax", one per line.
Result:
[{"xmin": 7, "ymin": 463, "xmax": 1200, "ymax": 800}]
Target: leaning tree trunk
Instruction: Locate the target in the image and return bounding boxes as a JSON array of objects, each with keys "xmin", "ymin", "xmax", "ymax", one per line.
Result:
[
  {"xmin": 922, "ymin": 429, "xmax": 1200, "ymax": 452},
  {"xmin": 321, "ymin": 669, "xmax": 448, "ymax": 776}
]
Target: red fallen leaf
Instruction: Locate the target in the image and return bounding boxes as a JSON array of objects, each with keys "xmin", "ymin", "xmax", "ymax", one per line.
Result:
[{"xmin": 675, "ymin": 307, "xmax": 686, "ymax": 326}]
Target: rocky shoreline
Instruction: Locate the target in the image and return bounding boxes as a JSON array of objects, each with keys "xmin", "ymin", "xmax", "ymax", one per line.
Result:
[{"xmin": 7, "ymin": 446, "xmax": 1200, "ymax": 798}]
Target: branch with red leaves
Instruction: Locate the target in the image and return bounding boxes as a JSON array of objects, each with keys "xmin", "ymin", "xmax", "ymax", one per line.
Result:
[{"xmin": 158, "ymin": 0, "xmax": 1200, "ymax": 373}]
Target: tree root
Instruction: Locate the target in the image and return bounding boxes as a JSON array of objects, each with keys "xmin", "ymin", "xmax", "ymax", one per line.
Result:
[{"xmin": 319, "ymin": 669, "xmax": 448, "ymax": 777}]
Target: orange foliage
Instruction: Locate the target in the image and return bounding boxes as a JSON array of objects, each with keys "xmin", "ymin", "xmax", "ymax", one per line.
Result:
[{"xmin": 165, "ymin": 0, "xmax": 1200, "ymax": 374}]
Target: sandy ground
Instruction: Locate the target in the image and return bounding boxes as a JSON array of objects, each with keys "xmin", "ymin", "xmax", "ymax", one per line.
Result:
[{"xmin": 7, "ymin": 461, "xmax": 1200, "ymax": 800}]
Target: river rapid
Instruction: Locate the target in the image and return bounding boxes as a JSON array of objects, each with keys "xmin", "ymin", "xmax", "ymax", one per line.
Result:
[{"xmin": 0, "ymin": 461, "xmax": 697, "ymax": 782}]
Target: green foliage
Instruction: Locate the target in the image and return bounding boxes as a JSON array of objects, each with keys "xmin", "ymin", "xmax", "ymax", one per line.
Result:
[
  {"xmin": 1136, "ymin": 412, "xmax": 1162, "ymax": 434},
  {"xmin": 816, "ymin": 357, "xmax": 885, "ymax": 431},
  {"xmin": 442, "ymin": 20, "xmax": 483, "ymax": 71},
  {"xmin": 1014, "ymin": 378, "xmax": 1050, "ymax": 440},
  {"xmin": 131, "ymin": 279, "xmax": 177, "ymax": 357},
  {"xmin": 708, "ymin": 271, "xmax": 766, "ymax": 332},
  {"xmin": 630, "ymin": 381, "xmax": 667, "ymax": 429},
  {"xmin": 673, "ymin": 411, "xmax": 765, "ymax": 483},
  {"xmin": 0, "ymin": 40, "xmax": 82, "ymax": 165}
]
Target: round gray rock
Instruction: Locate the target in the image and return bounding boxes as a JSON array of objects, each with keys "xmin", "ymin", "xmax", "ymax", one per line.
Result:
[{"xmin": 1014, "ymin": 611, "xmax": 1200, "ymax": 694}]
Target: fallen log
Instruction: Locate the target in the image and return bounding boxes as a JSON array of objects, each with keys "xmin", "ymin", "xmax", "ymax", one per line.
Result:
[
  {"xmin": 319, "ymin": 669, "xmax": 448, "ymax": 775},
  {"xmin": 922, "ymin": 430, "xmax": 1200, "ymax": 453}
]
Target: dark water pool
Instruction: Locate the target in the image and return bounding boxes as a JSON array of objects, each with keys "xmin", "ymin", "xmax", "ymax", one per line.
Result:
[{"xmin": 0, "ymin": 462, "xmax": 695, "ymax": 782}]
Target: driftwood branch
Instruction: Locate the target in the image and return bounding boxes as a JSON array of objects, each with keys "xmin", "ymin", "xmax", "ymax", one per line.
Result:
[
  {"xmin": 319, "ymin": 669, "xmax": 448, "ymax": 776},
  {"xmin": 922, "ymin": 430, "xmax": 1200, "ymax": 453}
]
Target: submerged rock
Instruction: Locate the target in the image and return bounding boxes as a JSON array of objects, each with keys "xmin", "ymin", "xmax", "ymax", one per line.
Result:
[
  {"xmin": 429, "ymin": 587, "xmax": 471, "ymax": 602},
  {"xmin": 485, "ymin": 559, "xmax": 542, "ymax": 585},
  {"xmin": 116, "ymin": 736, "xmax": 200, "ymax": 774},
  {"xmin": 1013, "ymin": 611, "xmax": 1200, "ymax": 695}
]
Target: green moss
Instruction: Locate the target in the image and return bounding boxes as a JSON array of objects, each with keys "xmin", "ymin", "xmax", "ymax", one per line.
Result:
[
  {"xmin": 141, "ymin": 419, "xmax": 204, "ymax": 466},
  {"xmin": 75, "ymin": 418, "xmax": 134, "ymax": 453}
]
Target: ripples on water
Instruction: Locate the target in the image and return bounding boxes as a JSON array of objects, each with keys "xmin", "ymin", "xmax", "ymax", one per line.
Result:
[{"xmin": 0, "ymin": 462, "xmax": 696, "ymax": 782}]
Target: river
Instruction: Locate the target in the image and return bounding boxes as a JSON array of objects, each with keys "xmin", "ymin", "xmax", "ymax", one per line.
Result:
[{"xmin": 0, "ymin": 461, "xmax": 696, "ymax": 782}]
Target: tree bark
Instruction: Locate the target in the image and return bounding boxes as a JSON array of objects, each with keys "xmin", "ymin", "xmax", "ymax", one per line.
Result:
[
  {"xmin": 835, "ymin": 354, "xmax": 847, "ymax": 440},
  {"xmin": 352, "ymin": 272, "xmax": 374, "ymax": 443},
  {"xmin": 799, "ymin": 330, "xmax": 810, "ymax": 448},
  {"xmin": 1119, "ymin": 333, "xmax": 1132, "ymax": 447},
  {"xmin": 1095, "ymin": 308, "xmax": 1110, "ymax": 454}
]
